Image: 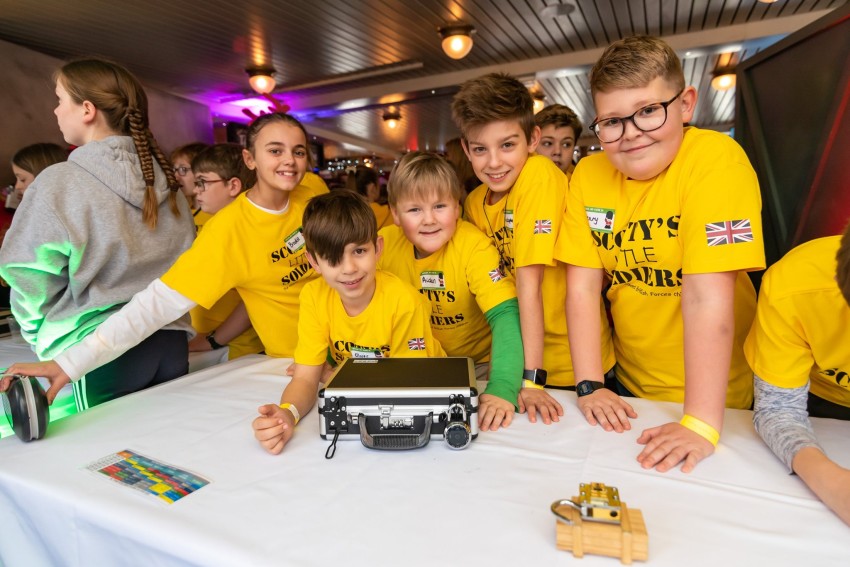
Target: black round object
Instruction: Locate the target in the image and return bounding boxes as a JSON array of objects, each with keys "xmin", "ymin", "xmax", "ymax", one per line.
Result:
[
  {"xmin": 443, "ymin": 421, "xmax": 471, "ymax": 450},
  {"xmin": 2, "ymin": 376, "xmax": 49, "ymax": 442}
]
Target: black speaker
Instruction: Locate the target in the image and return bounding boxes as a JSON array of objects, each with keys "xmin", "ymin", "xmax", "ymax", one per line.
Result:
[{"xmin": 2, "ymin": 376, "xmax": 49, "ymax": 442}]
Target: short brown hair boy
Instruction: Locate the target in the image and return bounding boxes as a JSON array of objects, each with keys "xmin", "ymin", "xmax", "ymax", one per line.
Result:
[
  {"xmin": 387, "ymin": 152, "xmax": 462, "ymax": 208},
  {"xmin": 589, "ymin": 35, "xmax": 685, "ymax": 96},
  {"xmin": 451, "ymin": 73, "xmax": 536, "ymax": 141},
  {"xmin": 534, "ymin": 104, "xmax": 583, "ymax": 138},
  {"xmin": 192, "ymin": 143, "xmax": 256, "ymax": 189},
  {"xmin": 302, "ymin": 191, "xmax": 377, "ymax": 266}
]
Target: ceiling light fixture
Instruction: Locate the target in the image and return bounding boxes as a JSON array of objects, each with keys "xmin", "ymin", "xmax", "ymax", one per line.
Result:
[
  {"xmin": 383, "ymin": 109, "xmax": 401, "ymax": 129},
  {"xmin": 246, "ymin": 66, "xmax": 276, "ymax": 94},
  {"xmin": 531, "ymin": 91, "xmax": 546, "ymax": 113},
  {"xmin": 438, "ymin": 23, "xmax": 476, "ymax": 60},
  {"xmin": 711, "ymin": 68, "xmax": 736, "ymax": 91}
]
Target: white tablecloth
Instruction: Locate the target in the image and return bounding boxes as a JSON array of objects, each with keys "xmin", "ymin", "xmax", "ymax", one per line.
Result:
[{"xmin": 0, "ymin": 354, "xmax": 848, "ymax": 566}]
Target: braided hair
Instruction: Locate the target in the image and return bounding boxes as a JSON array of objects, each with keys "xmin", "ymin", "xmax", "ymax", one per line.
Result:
[{"xmin": 56, "ymin": 59, "xmax": 181, "ymax": 229}]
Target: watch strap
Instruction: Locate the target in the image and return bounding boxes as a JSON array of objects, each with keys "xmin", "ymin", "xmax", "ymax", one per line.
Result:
[
  {"xmin": 576, "ymin": 380, "xmax": 605, "ymax": 397},
  {"xmin": 206, "ymin": 331, "xmax": 226, "ymax": 350}
]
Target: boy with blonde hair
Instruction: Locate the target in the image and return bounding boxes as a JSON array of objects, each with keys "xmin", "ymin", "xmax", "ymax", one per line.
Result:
[
  {"xmin": 557, "ymin": 36, "xmax": 765, "ymax": 472},
  {"xmin": 534, "ymin": 104, "xmax": 583, "ymax": 179},
  {"xmin": 746, "ymin": 220, "xmax": 850, "ymax": 525},
  {"xmin": 452, "ymin": 73, "xmax": 615, "ymax": 423},
  {"xmin": 186, "ymin": 143, "xmax": 262, "ymax": 359},
  {"xmin": 379, "ymin": 151, "xmax": 523, "ymax": 430},
  {"xmin": 252, "ymin": 191, "xmax": 445, "ymax": 454}
]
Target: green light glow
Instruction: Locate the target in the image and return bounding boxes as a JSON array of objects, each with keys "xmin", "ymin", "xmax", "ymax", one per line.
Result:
[{"xmin": 1, "ymin": 391, "xmax": 77, "ymax": 439}]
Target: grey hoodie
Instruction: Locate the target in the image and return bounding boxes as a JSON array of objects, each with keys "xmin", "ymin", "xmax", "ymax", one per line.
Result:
[{"xmin": 0, "ymin": 136, "xmax": 195, "ymax": 360}]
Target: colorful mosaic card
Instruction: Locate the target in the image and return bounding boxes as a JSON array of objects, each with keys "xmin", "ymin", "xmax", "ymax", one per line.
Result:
[{"xmin": 85, "ymin": 449, "xmax": 210, "ymax": 504}]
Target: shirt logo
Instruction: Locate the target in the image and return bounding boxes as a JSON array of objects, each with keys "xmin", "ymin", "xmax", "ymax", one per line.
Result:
[
  {"xmin": 586, "ymin": 207, "xmax": 615, "ymax": 233},
  {"xmin": 533, "ymin": 219, "xmax": 552, "ymax": 234},
  {"xmin": 285, "ymin": 228, "xmax": 306, "ymax": 253},
  {"xmin": 408, "ymin": 337, "xmax": 426, "ymax": 351},
  {"xmin": 420, "ymin": 271, "xmax": 445, "ymax": 290},
  {"xmin": 488, "ymin": 268, "xmax": 504, "ymax": 282},
  {"xmin": 705, "ymin": 219, "xmax": 753, "ymax": 246}
]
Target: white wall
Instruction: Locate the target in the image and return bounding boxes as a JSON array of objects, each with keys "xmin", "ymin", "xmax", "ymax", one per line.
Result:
[{"xmin": 0, "ymin": 38, "xmax": 212, "ymax": 185}]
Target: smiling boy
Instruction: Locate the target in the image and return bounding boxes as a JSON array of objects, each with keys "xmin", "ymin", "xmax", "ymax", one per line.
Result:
[
  {"xmin": 534, "ymin": 104, "xmax": 583, "ymax": 179},
  {"xmin": 379, "ymin": 151, "xmax": 523, "ymax": 430},
  {"xmin": 452, "ymin": 73, "xmax": 615, "ymax": 424},
  {"xmin": 252, "ymin": 191, "xmax": 445, "ymax": 454},
  {"xmin": 556, "ymin": 36, "xmax": 765, "ymax": 473}
]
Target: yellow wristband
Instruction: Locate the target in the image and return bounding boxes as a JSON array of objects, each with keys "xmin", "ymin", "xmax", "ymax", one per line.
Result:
[
  {"xmin": 279, "ymin": 402, "xmax": 300, "ymax": 425},
  {"xmin": 522, "ymin": 379, "xmax": 545, "ymax": 390},
  {"xmin": 680, "ymin": 414, "xmax": 719, "ymax": 447}
]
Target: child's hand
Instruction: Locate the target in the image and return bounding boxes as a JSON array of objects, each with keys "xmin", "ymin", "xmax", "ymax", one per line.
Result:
[
  {"xmin": 188, "ymin": 332, "xmax": 212, "ymax": 352},
  {"xmin": 252, "ymin": 403, "xmax": 296, "ymax": 455},
  {"xmin": 477, "ymin": 394, "xmax": 515, "ymax": 431},
  {"xmin": 518, "ymin": 388, "xmax": 564, "ymax": 424},
  {"xmin": 635, "ymin": 421, "xmax": 715, "ymax": 473},
  {"xmin": 577, "ymin": 389, "xmax": 637, "ymax": 432},
  {"xmin": 3, "ymin": 360, "xmax": 70, "ymax": 404}
]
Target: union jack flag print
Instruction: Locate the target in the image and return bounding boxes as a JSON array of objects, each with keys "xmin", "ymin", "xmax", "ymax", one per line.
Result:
[
  {"xmin": 533, "ymin": 219, "xmax": 552, "ymax": 234},
  {"xmin": 488, "ymin": 268, "xmax": 504, "ymax": 282},
  {"xmin": 705, "ymin": 219, "xmax": 753, "ymax": 246},
  {"xmin": 408, "ymin": 337, "xmax": 426, "ymax": 351}
]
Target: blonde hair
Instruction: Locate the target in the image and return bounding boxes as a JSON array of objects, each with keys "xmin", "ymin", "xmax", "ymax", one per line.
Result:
[
  {"xmin": 451, "ymin": 73, "xmax": 535, "ymax": 141},
  {"xmin": 590, "ymin": 36, "xmax": 685, "ymax": 97},
  {"xmin": 12, "ymin": 143, "xmax": 68, "ymax": 177},
  {"xmin": 56, "ymin": 59, "xmax": 181, "ymax": 229},
  {"xmin": 387, "ymin": 151, "xmax": 462, "ymax": 208}
]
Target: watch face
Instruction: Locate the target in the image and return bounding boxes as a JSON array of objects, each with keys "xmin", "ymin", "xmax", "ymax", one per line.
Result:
[{"xmin": 577, "ymin": 381, "xmax": 602, "ymax": 397}]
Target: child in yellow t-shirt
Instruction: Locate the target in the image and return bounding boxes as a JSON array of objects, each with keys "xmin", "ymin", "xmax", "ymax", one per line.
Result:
[
  {"xmin": 534, "ymin": 104, "xmax": 582, "ymax": 180},
  {"xmin": 3, "ymin": 113, "xmax": 320, "ymax": 401},
  {"xmin": 378, "ymin": 151, "xmax": 522, "ymax": 430},
  {"xmin": 745, "ymin": 222, "xmax": 850, "ymax": 525},
  {"xmin": 185, "ymin": 143, "xmax": 263, "ymax": 360},
  {"xmin": 252, "ymin": 191, "xmax": 445, "ymax": 454},
  {"xmin": 452, "ymin": 72, "xmax": 615, "ymax": 424},
  {"xmin": 556, "ymin": 36, "xmax": 765, "ymax": 473}
]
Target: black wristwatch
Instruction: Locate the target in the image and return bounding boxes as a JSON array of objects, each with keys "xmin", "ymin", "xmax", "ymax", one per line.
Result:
[
  {"xmin": 522, "ymin": 368, "xmax": 548, "ymax": 388},
  {"xmin": 206, "ymin": 332, "xmax": 226, "ymax": 350},
  {"xmin": 576, "ymin": 380, "xmax": 605, "ymax": 397}
]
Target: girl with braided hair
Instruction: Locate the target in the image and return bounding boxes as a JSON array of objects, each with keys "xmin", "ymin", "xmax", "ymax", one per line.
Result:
[{"xmin": 0, "ymin": 58, "xmax": 195, "ymax": 410}]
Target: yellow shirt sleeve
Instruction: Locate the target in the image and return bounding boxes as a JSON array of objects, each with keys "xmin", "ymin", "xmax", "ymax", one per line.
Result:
[
  {"xmin": 510, "ymin": 155, "xmax": 567, "ymax": 268},
  {"xmin": 555, "ymin": 161, "xmax": 605, "ymax": 268}
]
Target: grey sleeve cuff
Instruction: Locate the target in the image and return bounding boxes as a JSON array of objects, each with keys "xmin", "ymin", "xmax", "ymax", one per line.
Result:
[{"xmin": 753, "ymin": 374, "xmax": 823, "ymax": 473}]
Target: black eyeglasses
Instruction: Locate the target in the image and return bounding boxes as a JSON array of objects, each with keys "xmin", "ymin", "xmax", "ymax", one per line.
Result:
[
  {"xmin": 193, "ymin": 178, "xmax": 227, "ymax": 192},
  {"xmin": 174, "ymin": 166, "xmax": 191, "ymax": 176},
  {"xmin": 589, "ymin": 89, "xmax": 684, "ymax": 143}
]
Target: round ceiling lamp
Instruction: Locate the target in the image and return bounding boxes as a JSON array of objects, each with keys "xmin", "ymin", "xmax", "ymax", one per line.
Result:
[
  {"xmin": 383, "ymin": 109, "xmax": 402, "ymax": 129},
  {"xmin": 531, "ymin": 91, "xmax": 546, "ymax": 113},
  {"xmin": 711, "ymin": 68, "xmax": 736, "ymax": 91},
  {"xmin": 438, "ymin": 23, "xmax": 476, "ymax": 60},
  {"xmin": 246, "ymin": 67, "xmax": 276, "ymax": 94}
]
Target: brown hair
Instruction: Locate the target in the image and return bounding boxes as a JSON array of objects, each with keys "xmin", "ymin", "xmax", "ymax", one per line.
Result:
[
  {"xmin": 303, "ymin": 191, "xmax": 377, "ymax": 266},
  {"xmin": 589, "ymin": 35, "xmax": 685, "ymax": 97},
  {"xmin": 56, "ymin": 59, "xmax": 181, "ymax": 229},
  {"xmin": 451, "ymin": 73, "xmax": 535, "ymax": 142},
  {"xmin": 192, "ymin": 143, "xmax": 256, "ymax": 190},
  {"xmin": 11, "ymin": 143, "xmax": 68, "ymax": 177},
  {"xmin": 444, "ymin": 137, "xmax": 477, "ymax": 195},
  {"xmin": 171, "ymin": 142, "xmax": 209, "ymax": 164},
  {"xmin": 534, "ymin": 104, "xmax": 584, "ymax": 138},
  {"xmin": 387, "ymin": 151, "xmax": 462, "ymax": 208},
  {"xmin": 346, "ymin": 166, "xmax": 379, "ymax": 200},
  {"xmin": 245, "ymin": 112, "xmax": 309, "ymax": 154},
  {"xmin": 837, "ymin": 220, "xmax": 850, "ymax": 306}
]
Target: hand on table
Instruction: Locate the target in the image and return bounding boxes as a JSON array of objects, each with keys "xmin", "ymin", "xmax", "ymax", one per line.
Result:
[
  {"xmin": 636, "ymin": 421, "xmax": 715, "ymax": 473},
  {"xmin": 577, "ymin": 389, "xmax": 637, "ymax": 432},
  {"xmin": 518, "ymin": 388, "xmax": 563, "ymax": 424},
  {"xmin": 188, "ymin": 333, "xmax": 212, "ymax": 352},
  {"xmin": 252, "ymin": 403, "xmax": 296, "ymax": 455},
  {"xmin": 2, "ymin": 360, "xmax": 69, "ymax": 404},
  {"xmin": 477, "ymin": 394, "xmax": 515, "ymax": 430}
]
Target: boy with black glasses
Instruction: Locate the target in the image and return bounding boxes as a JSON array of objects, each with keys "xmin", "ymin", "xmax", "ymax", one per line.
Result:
[{"xmin": 556, "ymin": 36, "xmax": 765, "ymax": 473}]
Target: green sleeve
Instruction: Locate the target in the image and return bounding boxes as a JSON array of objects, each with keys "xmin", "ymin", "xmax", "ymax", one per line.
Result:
[{"xmin": 483, "ymin": 298, "xmax": 523, "ymax": 410}]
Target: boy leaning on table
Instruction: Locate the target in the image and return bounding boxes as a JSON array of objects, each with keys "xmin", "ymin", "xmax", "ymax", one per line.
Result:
[
  {"xmin": 252, "ymin": 191, "xmax": 445, "ymax": 455},
  {"xmin": 745, "ymin": 220, "xmax": 850, "ymax": 526},
  {"xmin": 556, "ymin": 35, "xmax": 765, "ymax": 473}
]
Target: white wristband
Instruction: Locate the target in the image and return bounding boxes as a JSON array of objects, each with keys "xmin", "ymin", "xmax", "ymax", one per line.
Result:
[{"xmin": 279, "ymin": 402, "xmax": 301, "ymax": 425}]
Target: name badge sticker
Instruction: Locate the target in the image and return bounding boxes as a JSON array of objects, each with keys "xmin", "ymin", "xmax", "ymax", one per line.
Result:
[
  {"xmin": 351, "ymin": 347, "xmax": 381, "ymax": 359},
  {"xmin": 586, "ymin": 207, "xmax": 615, "ymax": 233},
  {"xmin": 420, "ymin": 271, "xmax": 446, "ymax": 290},
  {"xmin": 504, "ymin": 209, "xmax": 514, "ymax": 230},
  {"xmin": 285, "ymin": 228, "xmax": 306, "ymax": 253}
]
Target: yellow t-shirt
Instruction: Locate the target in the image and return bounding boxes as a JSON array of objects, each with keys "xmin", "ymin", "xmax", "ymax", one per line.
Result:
[
  {"xmin": 297, "ymin": 172, "xmax": 330, "ymax": 199},
  {"xmin": 293, "ymin": 270, "xmax": 445, "ymax": 366},
  {"xmin": 371, "ymin": 202, "xmax": 393, "ymax": 230},
  {"xmin": 189, "ymin": 290, "xmax": 263, "ymax": 360},
  {"xmin": 744, "ymin": 236, "xmax": 850, "ymax": 407},
  {"xmin": 378, "ymin": 220, "xmax": 516, "ymax": 363},
  {"xmin": 465, "ymin": 154, "xmax": 613, "ymax": 386},
  {"xmin": 557, "ymin": 127, "xmax": 765, "ymax": 407},
  {"xmin": 193, "ymin": 208, "xmax": 213, "ymax": 233},
  {"xmin": 162, "ymin": 192, "xmax": 317, "ymax": 358}
]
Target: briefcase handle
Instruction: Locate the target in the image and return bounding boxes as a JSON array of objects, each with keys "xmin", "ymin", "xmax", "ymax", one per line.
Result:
[{"xmin": 358, "ymin": 412, "xmax": 433, "ymax": 451}]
